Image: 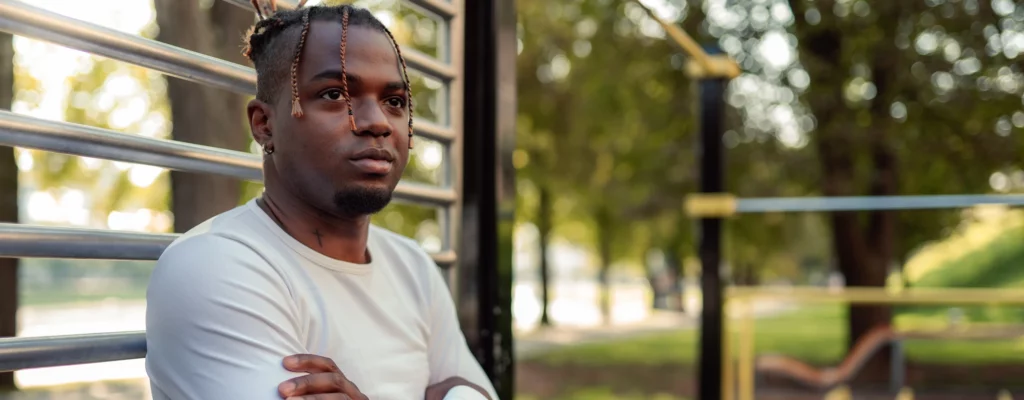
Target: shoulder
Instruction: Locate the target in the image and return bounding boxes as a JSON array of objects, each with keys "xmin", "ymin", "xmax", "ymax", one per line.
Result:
[
  {"xmin": 369, "ymin": 224, "xmax": 435, "ymax": 265},
  {"xmin": 368, "ymin": 225, "xmax": 447, "ymax": 302},
  {"xmin": 150, "ymin": 205, "xmax": 292, "ymax": 304}
]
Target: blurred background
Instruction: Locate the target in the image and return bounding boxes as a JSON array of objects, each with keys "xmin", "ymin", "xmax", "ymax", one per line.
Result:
[{"xmin": 0, "ymin": 0, "xmax": 1023, "ymax": 399}]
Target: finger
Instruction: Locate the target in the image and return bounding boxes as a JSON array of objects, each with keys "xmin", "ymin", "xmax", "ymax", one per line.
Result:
[
  {"xmin": 279, "ymin": 372, "xmax": 363, "ymax": 398},
  {"xmin": 283, "ymin": 354, "xmax": 340, "ymax": 373}
]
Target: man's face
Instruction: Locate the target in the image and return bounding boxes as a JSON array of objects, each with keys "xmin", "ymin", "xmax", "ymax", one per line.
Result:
[{"xmin": 261, "ymin": 21, "xmax": 411, "ymax": 217}]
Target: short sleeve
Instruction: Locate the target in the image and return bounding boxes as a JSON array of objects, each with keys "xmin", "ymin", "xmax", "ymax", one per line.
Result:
[
  {"xmin": 425, "ymin": 262, "xmax": 499, "ymax": 399},
  {"xmin": 145, "ymin": 235, "xmax": 306, "ymax": 400}
]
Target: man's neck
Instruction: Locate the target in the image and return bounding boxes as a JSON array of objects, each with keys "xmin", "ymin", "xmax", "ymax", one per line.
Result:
[{"xmin": 258, "ymin": 188, "xmax": 372, "ymax": 264}]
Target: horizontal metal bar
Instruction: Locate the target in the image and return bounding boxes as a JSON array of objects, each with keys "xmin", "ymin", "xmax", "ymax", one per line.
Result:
[
  {"xmin": 0, "ymin": 0, "xmax": 455, "ymax": 95},
  {"xmin": 0, "ymin": 0, "xmax": 257, "ymax": 95},
  {"xmin": 432, "ymin": 250, "xmax": 456, "ymax": 266},
  {"xmin": 415, "ymin": 119, "xmax": 455, "ymax": 143},
  {"xmin": 686, "ymin": 193, "xmax": 1024, "ymax": 217},
  {"xmin": 0, "ymin": 332, "xmax": 146, "ymax": 372},
  {"xmin": 396, "ymin": 181, "xmax": 458, "ymax": 206},
  {"xmin": 222, "ymin": 0, "xmax": 298, "ymax": 12},
  {"xmin": 736, "ymin": 194, "xmax": 1024, "ymax": 214},
  {"xmin": 0, "ymin": 110, "xmax": 264, "ymax": 181},
  {"xmin": 406, "ymin": 0, "xmax": 458, "ymax": 20},
  {"xmin": 405, "ymin": 48, "xmax": 456, "ymax": 81},
  {"xmin": 684, "ymin": 193, "xmax": 737, "ymax": 218},
  {"xmin": 728, "ymin": 286, "xmax": 1024, "ymax": 305},
  {"xmin": 0, "ymin": 223, "xmax": 456, "ymax": 265},
  {"xmin": 0, "ymin": 224, "xmax": 175, "ymax": 260},
  {"xmin": 0, "ymin": 111, "xmax": 455, "ymax": 206}
]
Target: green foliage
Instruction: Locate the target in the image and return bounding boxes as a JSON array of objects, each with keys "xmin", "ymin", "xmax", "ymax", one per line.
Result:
[
  {"xmin": 15, "ymin": 58, "xmax": 172, "ymax": 227},
  {"xmin": 516, "ymin": 0, "xmax": 704, "ymax": 272},
  {"xmin": 913, "ymin": 225, "xmax": 1024, "ymax": 289},
  {"xmin": 530, "ymin": 304, "xmax": 1024, "ymax": 367},
  {"xmin": 514, "ymin": 0, "xmax": 1024, "ymax": 290}
]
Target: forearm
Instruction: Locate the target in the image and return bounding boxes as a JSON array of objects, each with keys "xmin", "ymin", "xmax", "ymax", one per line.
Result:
[
  {"xmin": 427, "ymin": 377, "xmax": 493, "ymax": 400},
  {"xmin": 442, "ymin": 384, "xmax": 490, "ymax": 400}
]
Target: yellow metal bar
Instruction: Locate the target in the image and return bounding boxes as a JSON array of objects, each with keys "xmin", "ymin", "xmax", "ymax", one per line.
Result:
[
  {"xmin": 629, "ymin": 0, "xmax": 740, "ymax": 79},
  {"xmin": 722, "ymin": 296, "xmax": 734, "ymax": 400},
  {"xmin": 824, "ymin": 385, "xmax": 852, "ymax": 400},
  {"xmin": 726, "ymin": 286, "xmax": 1024, "ymax": 305},
  {"xmin": 738, "ymin": 299, "xmax": 755, "ymax": 400},
  {"xmin": 895, "ymin": 387, "xmax": 915, "ymax": 400},
  {"xmin": 685, "ymin": 193, "xmax": 738, "ymax": 218}
]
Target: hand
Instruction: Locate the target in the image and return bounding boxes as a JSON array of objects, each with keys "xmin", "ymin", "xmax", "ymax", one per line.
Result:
[
  {"xmin": 277, "ymin": 354, "xmax": 368, "ymax": 400},
  {"xmin": 424, "ymin": 377, "xmax": 492, "ymax": 400}
]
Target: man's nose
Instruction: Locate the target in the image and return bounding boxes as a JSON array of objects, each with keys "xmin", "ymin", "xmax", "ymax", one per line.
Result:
[{"xmin": 351, "ymin": 98, "xmax": 391, "ymax": 138}]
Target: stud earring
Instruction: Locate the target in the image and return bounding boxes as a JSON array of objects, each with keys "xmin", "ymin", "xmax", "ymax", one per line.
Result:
[{"xmin": 263, "ymin": 143, "xmax": 275, "ymax": 155}]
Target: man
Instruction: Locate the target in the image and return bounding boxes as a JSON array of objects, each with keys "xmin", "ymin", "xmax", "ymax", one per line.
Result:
[{"xmin": 144, "ymin": 4, "xmax": 496, "ymax": 400}]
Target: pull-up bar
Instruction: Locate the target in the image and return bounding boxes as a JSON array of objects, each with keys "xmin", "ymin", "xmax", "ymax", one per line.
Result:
[
  {"xmin": 623, "ymin": 3, "xmax": 738, "ymax": 400},
  {"xmin": 630, "ymin": 0, "xmax": 740, "ymax": 79}
]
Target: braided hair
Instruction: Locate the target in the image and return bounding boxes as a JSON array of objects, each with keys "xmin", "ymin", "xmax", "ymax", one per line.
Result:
[{"xmin": 242, "ymin": 2, "xmax": 416, "ymax": 147}]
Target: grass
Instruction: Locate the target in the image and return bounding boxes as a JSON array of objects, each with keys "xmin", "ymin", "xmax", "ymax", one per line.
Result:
[
  {"xmin": 530, "ymin": 304, "xmax": 1024, "ymax": 367},
  {"xmin": 911, "ymin": 224, "xmax": 1024, "ymax": 289}
]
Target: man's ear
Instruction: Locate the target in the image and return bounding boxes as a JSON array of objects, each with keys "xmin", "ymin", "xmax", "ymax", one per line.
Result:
[{"xmin": 248, "ymin": 98, "xmax": 273, "ymax": 147}]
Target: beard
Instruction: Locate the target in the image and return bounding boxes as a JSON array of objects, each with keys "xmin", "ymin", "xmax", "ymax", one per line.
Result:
[{"xmin": 332, "ymin": 185, "xmax": 393, "ymax": 216}]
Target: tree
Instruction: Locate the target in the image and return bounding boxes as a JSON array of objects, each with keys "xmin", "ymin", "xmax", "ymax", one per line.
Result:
[
  {"xmin": 0, "ymin": 31, "xmax": 16, "ymax": 392},
  {"xmin": 676, "ymin": 0, "xmax": 1022, "ymax": 379},
  {"xmin": 517, "ymin": 0, "xmax": 708, "ymax": 322},
  {"xmin": 784, "ymin": 0, "xmax": 1022, "ymax": 378},
  {"xmin": 155, "ymin": 0, "xmax": 256, "ymax": 232}
]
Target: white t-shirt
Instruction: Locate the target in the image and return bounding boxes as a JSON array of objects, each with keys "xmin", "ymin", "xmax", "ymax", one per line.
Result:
[{"xmin": 145, "ymin": 199, "xmax": 496, "ymax": 400}]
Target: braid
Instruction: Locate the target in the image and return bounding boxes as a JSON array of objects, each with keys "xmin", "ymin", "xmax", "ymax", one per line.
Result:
[
  {"xmin": 250, "ymin": 0, "xmax": 277, "ymax": 20},
  {"xmin": 379, "ymin": 25, "xmax": 415, "ymax": 149},
  {"xmin": 340, "ymin": 8, "xmax": 357, "ymax": 132},
  {"xmin": 250, "ymin": 0, "xmax": 265, "ymax": 20},
  {"xmin": 290, "ymin": 8, "xmax": 312, "ymax": 117}
]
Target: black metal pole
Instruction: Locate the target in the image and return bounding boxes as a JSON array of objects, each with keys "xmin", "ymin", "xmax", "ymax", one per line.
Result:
[
  {"xmin": 0, "ymin": 31, "xmax": 16, "ymax": 393},
  {"xmin": 697, "ymin": 46, "xmax": 727, "ymax": 400},
  {"xmin": 460, "ymin": 0, "xmax": 516, "ymax": 397}
]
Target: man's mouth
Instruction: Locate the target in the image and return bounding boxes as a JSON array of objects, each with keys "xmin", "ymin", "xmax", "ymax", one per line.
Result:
[
  {"xmin": 350, "ymin": 158, "xmax": 393, "ymax": 175},
  {"xmin": 349, "ymin": 148, "xmax": 395, "ymax": 175}
]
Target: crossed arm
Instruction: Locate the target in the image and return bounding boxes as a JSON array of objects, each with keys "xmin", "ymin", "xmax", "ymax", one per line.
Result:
[{"xmin": 276, "ymin": 353, "xmax": 492, "ymax": 400}]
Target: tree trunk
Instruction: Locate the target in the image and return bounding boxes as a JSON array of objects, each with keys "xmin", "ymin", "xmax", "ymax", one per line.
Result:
[
  {"xmin": 819, "ymin": 119, "xmax": 896, "ymax": 382},
  {"xmin": 644, "ymin": 248, "xmax": 667, "ymax": 310},
  {"xmin": 595, "ymin": 206, "xmax": 612, "ymax": 325},
  {"xmin": 0, "ymin": 31, "xmax": 17, "ymax": 393},
  {"xmin": 155, "ymin": 0, "xmax": 254, "ymax": 232},
  {"xmin": 537, "ymin": 185, "xmax": 552, "ymax": 326},
  {"xmin": 665, "ymin": 246, "xmax": 685, "ymax": 312},
  {"xmin": 646, "ymin": 273, "xmax": 663, "ymax": 310},
  {"xmin": 789, "ymin": 0, "xmax": 898, "ymax": 381},
  {"xmin": 734, "ymin": 262, "xmax": 759, "ymax": 286}
]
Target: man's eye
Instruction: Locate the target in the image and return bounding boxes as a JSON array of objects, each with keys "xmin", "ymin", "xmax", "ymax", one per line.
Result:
[
  {"xmin": 321, "ymin": 90, "xmax": 343, "ymax": 101},
  {"xmin": 386, "ymin": 97, "xmax": 406, "ymax": 108}
]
